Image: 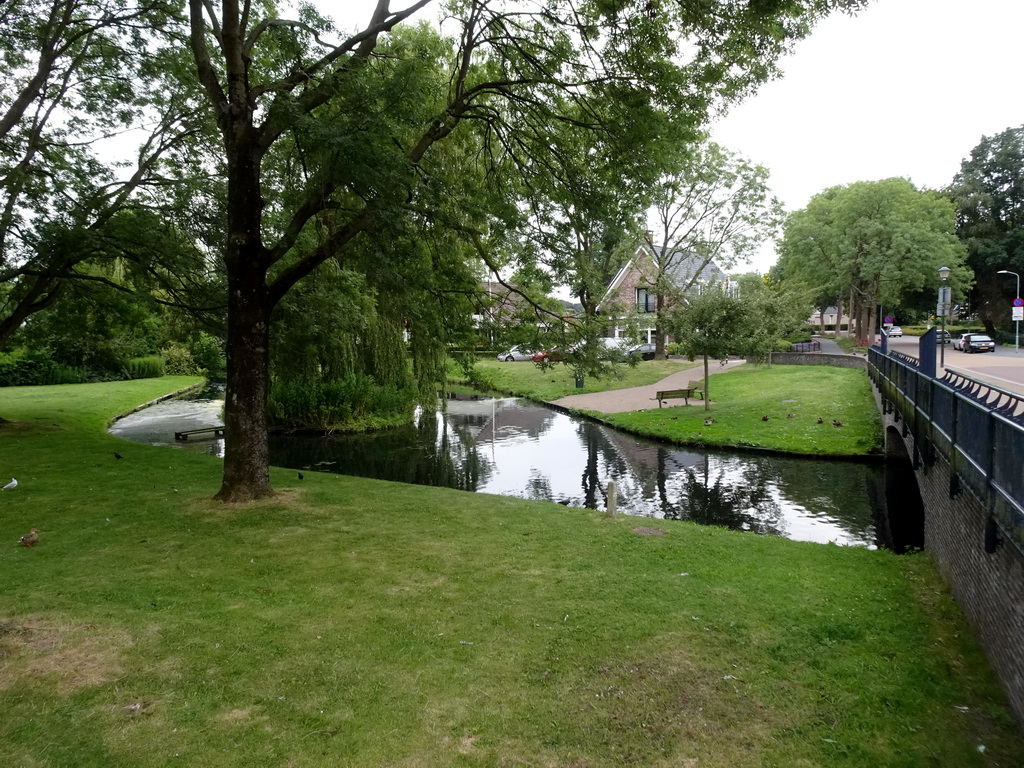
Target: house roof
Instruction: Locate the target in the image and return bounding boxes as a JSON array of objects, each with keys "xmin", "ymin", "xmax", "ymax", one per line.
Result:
[{"xmin": 602, "ymin": 243, "xmax": 726, "ymax": 307}]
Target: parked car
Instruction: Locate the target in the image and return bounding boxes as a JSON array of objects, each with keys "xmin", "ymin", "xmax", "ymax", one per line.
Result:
[
  {"xmin": 935, "ymin": 329, "xmax": 952, "ymax": 344},
  {"xmin": 954, "ymin": 332, "xmax": 983, "ymax": 351},
  {"xmin": 625, "ymin": 342, "xmax": 660, "ymax": 361},
  {"xmin": 886, "ymin": 326, "xmax": 903, "ymax": 337},
  {"xmin": 497, "ymin": 345, "xmax": 533, "ymax": 362},
  {"xmin": 964, "ymin": 334, "xmax": 996, "ymax": 353},
  {"xmin": 532, "ymin": 349, "xmax": 564, "ymax": 363}
]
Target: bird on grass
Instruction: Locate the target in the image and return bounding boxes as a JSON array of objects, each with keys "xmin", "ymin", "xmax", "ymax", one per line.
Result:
[
  {"xmin": 114, "ymin": 451, "xmax": 124, "ymax": 459},
  {"xmin": 761, "ymin": 415, "xmax": 769, "ymax": 421},
  {"xmin": 19, "ymin": 528, "xmax": 39, "ymax": 547},
  {"xmin": 786, "ymin": 413, "xmax": 796, "ymax": 419},
  {"xmin": 703, "ymin": 418, "xmax": 717, "ymax": 426},
  {"xmin": 817, "ymin": 417, "xmax": 824, "ymax": 424},
  {"xmin": 832, "ymin": 420, "xmax": 844, "ymax": 428},
  {"xmin": 2, "ymin": 478, "xmax": 16, "ymax": 490},
  {"xmin": 297, "ymin": 472, "xmax": 304, "ymax": 480}
]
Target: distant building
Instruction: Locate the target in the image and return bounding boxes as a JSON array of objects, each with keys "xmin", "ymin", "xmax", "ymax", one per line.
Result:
[{"xmin": 599, "ymin": 242, "xmax": 728, "ymax": 343}]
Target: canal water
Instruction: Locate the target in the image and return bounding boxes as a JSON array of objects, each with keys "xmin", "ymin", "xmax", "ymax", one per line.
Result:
[{"xmin": 110, "ymin": 388, "xmax": 886, "ymax": 548}]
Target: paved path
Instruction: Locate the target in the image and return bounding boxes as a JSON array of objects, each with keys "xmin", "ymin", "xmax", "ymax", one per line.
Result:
[{"xmin": 549, "ymin": 358, "xmax": 747, "ymax": 414}]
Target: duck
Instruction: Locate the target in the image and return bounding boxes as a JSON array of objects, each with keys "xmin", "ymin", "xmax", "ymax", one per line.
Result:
[
  {"xmin": 18, "ymin": 528, "xmax": 39, "ymax": 547},
  {"xmin": 761, "ymin": 415, "xmax": 769, "ymax": 421},
  {"xmin": 817, "ymin": 417, "xmax": 824, "ymax": 424},
  {"xmin": 786, "ymin": 413, "xmax": 796, "ymax": 419},
  {"xmin": 703, "ymin": 418, "xmax": 717, "ymax": 426},
  {"xmin": 832, "ymin": 420, "xmax": 844, "ymax": 428}
]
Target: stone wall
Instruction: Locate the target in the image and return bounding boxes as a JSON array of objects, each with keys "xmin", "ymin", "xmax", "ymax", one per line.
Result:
[
  {"xmin": 771, "ymin": 352, "xmax": 868, "ymax": 370},
  {"xmin": 882, "ymin": 407, "xmax": 1024, "ymax": 726}
]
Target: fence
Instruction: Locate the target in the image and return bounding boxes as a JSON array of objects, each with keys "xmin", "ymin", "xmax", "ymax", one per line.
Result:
[{"xmin": 868, "ymin": 347, "xmax": 1024, "ymax": 553}]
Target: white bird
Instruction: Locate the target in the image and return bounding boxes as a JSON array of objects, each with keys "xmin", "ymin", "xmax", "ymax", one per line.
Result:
[{"xmin": 2, "ymin": 478, "xmax": 17, "ymax": 490}]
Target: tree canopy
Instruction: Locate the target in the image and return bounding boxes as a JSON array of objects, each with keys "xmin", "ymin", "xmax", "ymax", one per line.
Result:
[
  {"xmin": 778, "ymin": 178, "xmax": 968, "ymax": 342},
  {"xmin": 948, "ymin": 125, "xmax": 1024, "ymax": 335}
]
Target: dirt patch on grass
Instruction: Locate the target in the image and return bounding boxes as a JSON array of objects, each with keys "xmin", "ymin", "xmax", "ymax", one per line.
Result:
[{"xmin": 0, "ymin": 616, "xmax": 132, "ymax": 693}]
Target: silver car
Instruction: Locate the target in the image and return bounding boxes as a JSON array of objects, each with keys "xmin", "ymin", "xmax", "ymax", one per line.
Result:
[{"xmin": 497, "ymin": 345, "xmax": 534, "ymax": 362}]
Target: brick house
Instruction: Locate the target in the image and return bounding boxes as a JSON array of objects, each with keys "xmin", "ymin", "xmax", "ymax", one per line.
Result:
[{"xmin": 599, "ymin": 243, "xmax": 728, "ymax": 343}]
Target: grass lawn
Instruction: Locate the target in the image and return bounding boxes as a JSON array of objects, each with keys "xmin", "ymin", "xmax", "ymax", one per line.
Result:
[
  {"xmin": 468, "ymin": 357, "xmax": 701, "ymax": 401},
  {"xmin": 594, "ymin": 365, "xmax": 881, "ymax": 457},
  {"xmin": 0, "ymin": 379, "xmax": 1021, "ymax": 766}
]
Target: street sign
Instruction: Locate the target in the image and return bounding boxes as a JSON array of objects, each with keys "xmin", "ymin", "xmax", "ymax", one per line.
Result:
[
  {"xmin": 1013, "ymin": 297, "xmax": 1023, "ymax": 307},
  {"xmin": 884, "ymin": 315, "xmax": 894, "ymax": 324},
  {"xmin": 1014, "ymin": 307, "xmax": 1023, "ymax": 321}
]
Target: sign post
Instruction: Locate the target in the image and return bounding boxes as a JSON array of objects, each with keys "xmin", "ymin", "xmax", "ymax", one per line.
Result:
[{"xmin": 1013, "ymin": 298, "xmax": 1023, "ymax": 352}]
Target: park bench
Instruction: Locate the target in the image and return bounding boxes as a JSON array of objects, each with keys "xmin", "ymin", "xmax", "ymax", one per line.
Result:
[{"xmin": 652, "ymin": 387, "xmax": 700, "ymax": 407}]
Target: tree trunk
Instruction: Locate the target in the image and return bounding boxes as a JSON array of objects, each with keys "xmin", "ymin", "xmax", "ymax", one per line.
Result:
[
  {"xmin": 216, "ymin": 266, "xmax": 274, "ymax": 502},
  {"xmin": 215, "ymin": 120, "xmax": 276, "ymax": 501}
]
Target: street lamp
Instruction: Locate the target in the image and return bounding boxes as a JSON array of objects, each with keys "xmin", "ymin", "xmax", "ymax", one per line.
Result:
[
  {"xmin": 938, "ymin": 266, "xmax": 950, "ymax": 368},
  {"xmin": 997, "ymin": 269, "xmax": 1020, "ymax": 353}
]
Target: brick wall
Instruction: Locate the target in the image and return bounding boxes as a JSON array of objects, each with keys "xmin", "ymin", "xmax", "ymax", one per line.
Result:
[{"xmin": 882, "ymin": 409, "xmax": 1024, "ymax": 726}]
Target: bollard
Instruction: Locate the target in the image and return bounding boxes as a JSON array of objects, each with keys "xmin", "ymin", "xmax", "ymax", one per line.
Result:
[{"xmin": 606, "ymin": 480, "xmax": 617, "ymax": 517}]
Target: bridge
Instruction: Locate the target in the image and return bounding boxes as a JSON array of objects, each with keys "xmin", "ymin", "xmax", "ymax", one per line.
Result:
[{"xmin": 867, "ymin": 339, "xmax": 1024, "ymax": 725}]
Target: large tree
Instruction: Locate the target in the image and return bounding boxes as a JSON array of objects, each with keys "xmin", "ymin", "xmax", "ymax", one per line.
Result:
[
  {"xmin": 181, "ymin": 0, "xmax": 868, "ymax": 501},
  {"xmin": 0, "ymin": 0, "xmax": 209, "ymax": 345},
  {"xmin": 644, "ymin": 141, "xmax": 783, "ymax": 348},
  {"xmin": 948, "ymin": 126, "xmax": 1024, "ymax": 336},
  {"xmin": 778, "ymin": 178, "xmax": 969, "ymax": 343}
]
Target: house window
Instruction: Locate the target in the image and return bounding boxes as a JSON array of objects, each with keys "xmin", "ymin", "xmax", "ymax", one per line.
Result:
[{"xmin": 636, "ymin": 287, "xmax": 656, "ymax": 313}]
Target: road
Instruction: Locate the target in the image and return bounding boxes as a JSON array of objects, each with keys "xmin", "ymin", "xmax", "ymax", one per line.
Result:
[{"xmin": 885, "ymin": 336, "xmax": 1024, "ymax": 396}]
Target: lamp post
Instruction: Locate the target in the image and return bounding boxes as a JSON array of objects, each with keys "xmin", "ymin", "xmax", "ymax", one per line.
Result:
[
  {"xmin": 997, "ymin": 269, "xmax": 1020, "ymax": 353},
  {"xmin": 938, "ymin": 266, "xmax": 950, "ymax": 368}
]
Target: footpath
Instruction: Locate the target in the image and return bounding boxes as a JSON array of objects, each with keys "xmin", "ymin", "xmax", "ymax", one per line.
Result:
[
  {"xmin": 549, "ymin": 338, "xmax": 854, "ymax": 415},
  {"xmin": 549, "ymin": 358, "xmax": 746, "ymax": 414}
]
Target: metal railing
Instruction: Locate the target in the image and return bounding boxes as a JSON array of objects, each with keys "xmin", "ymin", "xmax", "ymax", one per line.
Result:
[
  {"xmin": 868, "ymin": 347, "xmax": 1024, "ymax": 553},
  {"xmin": 790, "ymin": 341, "xmax": 821, "ymax": 353}
]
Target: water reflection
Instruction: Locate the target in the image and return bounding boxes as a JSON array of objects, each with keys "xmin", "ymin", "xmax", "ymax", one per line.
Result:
[{"xmin": 110, "ymin": 391, "xmax": 883, "ymax": 547}]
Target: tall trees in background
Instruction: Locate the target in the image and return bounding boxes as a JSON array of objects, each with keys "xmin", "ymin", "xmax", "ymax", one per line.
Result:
[
  {"xmin": 948, "ymin": 126, "xmax": 1024, "ymax": 336},
  {"xmin": 778, "ymin": 178, "xmax": 968, "ymax": 342},
  {"xmin": 645, "ymin": 141, "xmax": 783, "ymax": 347}
]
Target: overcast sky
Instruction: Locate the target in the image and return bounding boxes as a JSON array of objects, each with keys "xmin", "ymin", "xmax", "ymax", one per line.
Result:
[
  {"xmin": 712, "ymin": 0, "xmax": 1024, "ymax": 270},
  {"xmin": 333, "ymin": 0, "xmax": 1024, "ymax": 272}
]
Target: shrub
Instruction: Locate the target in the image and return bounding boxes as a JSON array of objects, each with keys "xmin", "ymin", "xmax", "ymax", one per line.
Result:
[
  {"xmin": 0, "ymin": 353, "xmax": 87, "ymax": 386},
  {"xmin": 162, "ymin": 343, "xmax": 201, "ymax": 375},
  {"xmin": 189, "ymin": 333, "xmax": 226, "ymax": 379},
  {"xmin": 268, "ymin": 374, "xmax": 417, "ymax": 430},
  {"xmin": 122, "ymin": 356, "xmax": 165, "ymax": 380}
]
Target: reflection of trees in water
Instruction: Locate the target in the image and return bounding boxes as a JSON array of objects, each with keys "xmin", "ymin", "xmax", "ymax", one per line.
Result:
[
  {"xmin": 659, "ymin": 453, "xmax": 785, "ymax": 536},
  {"xmin": 757, "ymin": 456, "xmax": 879, "ymax": 542},
  {"xmin": 267, "ymin": 408, "xmax": 494, "ymax": 491}
]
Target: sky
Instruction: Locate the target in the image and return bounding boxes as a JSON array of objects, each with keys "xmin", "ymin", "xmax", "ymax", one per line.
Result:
[{"xmin": 331, "ymin": 0, "xmax": 1024, "ymax": 273}]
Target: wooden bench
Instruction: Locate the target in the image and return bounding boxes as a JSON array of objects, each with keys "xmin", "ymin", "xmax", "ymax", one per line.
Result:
[
  {"xmin": 174, "ymin": 426, "xmax": 225, "ymax": 441},
  {"xmin": 651, "ymin": 388, "xmax": 697, "ymax": 407}
]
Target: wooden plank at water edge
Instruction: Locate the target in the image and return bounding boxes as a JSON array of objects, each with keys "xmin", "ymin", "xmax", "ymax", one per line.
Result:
[{"xmin": 174, "ymin": 426, "xmax": 225, "ymax": 441}]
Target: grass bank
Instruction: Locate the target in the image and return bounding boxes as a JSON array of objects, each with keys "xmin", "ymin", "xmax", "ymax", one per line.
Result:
[
  {"xmin": 0, "ymin": 379, "xmax": 1021, "ymax": 766},
  {"xmin": 466, "ymin": 357, "xmax": 700, "ymax": 401}
]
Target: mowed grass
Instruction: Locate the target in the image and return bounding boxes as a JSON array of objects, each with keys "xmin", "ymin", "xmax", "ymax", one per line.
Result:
[
  {"xmin": 472, "ymin": 357, "xmax": 701, "ymax": 401},
  {"xmin": 601, "ymin": 365, "xmax": 883, "ymax": 456},
  {"xmin": 0, "ymin": 379, "xmax": 1022, "ymax": 766}
]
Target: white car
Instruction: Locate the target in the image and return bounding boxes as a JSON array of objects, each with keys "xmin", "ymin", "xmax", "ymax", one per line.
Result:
[
  {"xmin": 886, "ymin": 326, "xmax": 902, "ymax": 337},
  {"xmin": 497, "ymin": 345, "xmax": 534, "ymax": 362}
]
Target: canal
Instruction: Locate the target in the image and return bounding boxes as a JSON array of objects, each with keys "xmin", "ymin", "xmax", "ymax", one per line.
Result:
[{"xmin": 110, "ymin": 388, "xmax": 888, "ymax": 548}]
